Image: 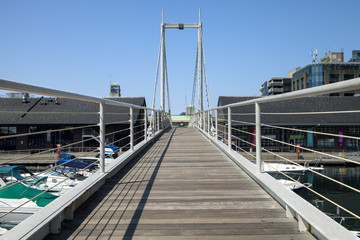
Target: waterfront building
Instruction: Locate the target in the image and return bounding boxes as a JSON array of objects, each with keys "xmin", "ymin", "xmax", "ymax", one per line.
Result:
[
  {"xmin": 0, "ymin": 96, "xmax": 146, "ymax": 152},
  {"xmin": 217, "ymin": 96, "xmax": 360, "ymax": 152}
]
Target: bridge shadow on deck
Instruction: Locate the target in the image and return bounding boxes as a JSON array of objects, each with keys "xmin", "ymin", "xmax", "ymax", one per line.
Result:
[
  {"xmin": 46, "ymin": 128, "xmax": 176, "ymax": 240},
  {"xmin": 121, "ymin": 128, "xmax": 175, "ymax": 239}
]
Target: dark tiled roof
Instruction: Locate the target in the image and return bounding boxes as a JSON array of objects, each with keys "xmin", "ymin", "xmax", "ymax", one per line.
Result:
[
  {"xmin": 217, "ymin": 96, "xmax": 360, "ymax": 126},
  {"xmin": 0, "ymin": 97, "xmax": 146, "ymax": 125}
]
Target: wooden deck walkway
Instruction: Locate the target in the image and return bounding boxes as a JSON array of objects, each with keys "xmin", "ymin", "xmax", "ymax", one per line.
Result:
[{"xmin": 47, "ymin": 128, "xmax": 314, "ymax": 240}]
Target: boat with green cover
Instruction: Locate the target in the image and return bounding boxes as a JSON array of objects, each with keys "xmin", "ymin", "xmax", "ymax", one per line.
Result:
[{"xmin": 0, "ymin": 181, "xmax": 58, "ymax": 228}]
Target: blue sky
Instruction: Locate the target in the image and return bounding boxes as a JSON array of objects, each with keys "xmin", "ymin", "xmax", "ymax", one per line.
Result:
[{"xmin": 1, "ymin": 0, "xmax": 359, "ymax": 114}]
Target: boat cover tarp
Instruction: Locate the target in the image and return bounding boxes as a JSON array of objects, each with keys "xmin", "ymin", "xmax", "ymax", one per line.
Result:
[
  {"xmin": 0, "ymin": 184, "xmax": 58, "ymax": 207},
  {"xmin": 105, "ymin": 145, "xmax": 118, "ymax": 152},
  {"xmin": 56, "ymin": 160, "xmax": 97, "ymax": 171},
  {"xmin": 59, "ymin": 153, "xmax": 76, "ymax": 160},
  {"xmin": 0, "ymin": 165, "xmax": 33, "ymax": 180}
]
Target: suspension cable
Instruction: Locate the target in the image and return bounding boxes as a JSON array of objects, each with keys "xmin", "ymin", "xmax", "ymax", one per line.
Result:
[
  {"xmin": 152, "ymin": 40, "xmax": 162, "ymax": 110},
  {"xmin": 164, "ymin": 44, "xmax": 171, "ymax": 115},
  {"xmin": 191, "ymin": 45, "xmax": 198, "ymax": 108},
  {"xmin": 202, "ymin": 43, "xmax": 211, "ymax": 109}
]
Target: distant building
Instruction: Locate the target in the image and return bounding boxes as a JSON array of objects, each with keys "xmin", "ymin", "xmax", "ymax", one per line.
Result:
[
  {"xmin": 171, "ymin": 115, "xmax": 191, "ymax": 127},
  {"xmin": 349, "ymin": 50, "xmax": 360, "ymax": 62},
  {"xmin": 109, "ymin": 83, "xmax": 121, "ymax": 97},
  {"xmin": 260, "ymin": 78, "xmax": 291, "ymax": 96},
  {"xmin": 186, "ymin": 104, "xmax": 195, "ymax": 116},
  {"xmin": 320, "ymin": 52, "xmax": 344, "ymax": 63},
  {"xmin": 288, "ymin": 67, "xmax": 301, "ymax": 78},
  {"xmin": 292, "ymin": 62, "xmax": 360, "ymax": 96},
  {"xmin": 170, "ymin": 105, "xmax": 195, "ymax": 127}
]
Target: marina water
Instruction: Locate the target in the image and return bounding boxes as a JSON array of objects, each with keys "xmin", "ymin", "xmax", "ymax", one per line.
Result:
[{"xmin": 296, "ymin": 166, "xmax": 360, "ymax": 231}]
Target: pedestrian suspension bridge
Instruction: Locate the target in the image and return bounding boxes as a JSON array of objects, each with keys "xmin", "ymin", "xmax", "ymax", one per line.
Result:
[{"xmin": 1, "ymin": 10, "xmax": 360, "ymax": 240}]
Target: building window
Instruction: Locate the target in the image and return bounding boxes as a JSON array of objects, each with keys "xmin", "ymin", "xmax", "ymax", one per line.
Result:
[
  {"xmin": 301, "ymin": 78, "xmax": 304, "ymax": 89},
  {"xmin": 261, "ymin": 127, "xmax": 277, "ymax": 147},
  {"xmin": 0, "ymin": 126, "xmax": 17, "ymax": 135},
  {"xmin": 28, "ymin": 126, "xmax": 46, "ymax": 147},
  {"xmin": 344, "ymin": 74, "xmax": 354, "ymax": 81},
  {"xmin": 261, "ymin": 137, "xmax": 277, "ymax": 147},
  {"xmin": 317, "ymin": 138, "xmax": 335, "ymax": 147},
  {"xmin": 289, "ymin": 127, "xmax": 307, "ymax": 135},
  {"xmin": 346, "ymin": 139, "xmax": 358, "ymax": 148},
  {"xmin": 262, "ymin": 127, "xmax": 277, "ymax": 135},
  {"xmin": 346, "ymin": 127, "xmax": 360, "ymax": 134},
  {"xmin": 0, "ymin": 138, "xmax": 16, "ymax": 150},
  {"xmin": 235, "ymin": 136, "xmax": 248, "ymax": 148},
  {"xmin": 291, "ymin": 138, "xmax": 306, "ymax": 147},
  {"xmin": 0, "ymin": 126, "xmax": 17, "ymax": 150},
  {"xmin": 329, "ymin": 74, "xmax": 339, "ymax": 83},
  {"xmin": 317, "ymin": 126, "xmax": 335, "ymax": 133}
]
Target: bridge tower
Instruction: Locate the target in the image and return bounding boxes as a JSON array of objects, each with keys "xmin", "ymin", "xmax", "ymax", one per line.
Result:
[{"xmin": 159, "ymin": 9, "xmax": 204, "ymax": 112}]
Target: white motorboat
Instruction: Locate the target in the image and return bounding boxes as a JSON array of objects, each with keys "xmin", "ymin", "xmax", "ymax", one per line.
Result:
[
  {"xmin": 263, "ymin": 163, "xmax": 323, "ymax": 172},
  {"xmin": 1, "ymin": 165, "xmax": 86, "ymax": 195},
  {"xmin": 0, "ymin": 198, "xmax": 42, "ymax": 228},
  {"xmin": 278, "ymin": 179, "xmax": 312, "ymax": 191},
  {"xmin": 0, "ymin": 178, "xmax": 57, "ymax": 228},
  {"xmin": 0, "ymin": 227, "xmax": 8, "ymax": 235}
]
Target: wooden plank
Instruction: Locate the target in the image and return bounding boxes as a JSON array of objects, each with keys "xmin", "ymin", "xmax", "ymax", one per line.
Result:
[{"xmin": 46, "ymin": 128, "xmax": 314, "ymax": 239}]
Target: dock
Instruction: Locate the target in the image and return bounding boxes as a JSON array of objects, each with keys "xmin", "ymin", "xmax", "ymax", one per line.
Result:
[{"xmin": 47, "ymin": 128, "xmax": 314, "ymax": 239}]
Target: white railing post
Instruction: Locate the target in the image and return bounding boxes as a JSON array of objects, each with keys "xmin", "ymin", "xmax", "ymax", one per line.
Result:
[
  {"xmin": 203, "ymin": 111, "xmax": 206, "ymax": 131},
  {"xmin": 162, "ymin": 112, "xmax": 164, "ymax": 129},
  {"xmin": 201, "ymin": 111, "xmax": 204, "ymax": 131},
  {"xmin": 215, "ymin": 109, "xmax": 218, "ymax": 140},
  {"xmin": 157, "ymin": 111, "xmax": 160, "ymax": 132},
  {"xmin": 99, "ymin": 102, "xmax": 105, "ymax": 173},
  {"xmin": 207, "ymin": 110, "xmax": 210, "ymax": 135},
  {"xmin": 196, "ymin": 113, "xmax": 199, "ymax": 128},
  {"xmin": 228, "ymin": 107, "xmax": 232, "ymax": 151},
  {"xmin": 153, "ymin": 111, "xmax": 157, "ymax": 133},
  {"xmin": 205, "ymin": 111, "xmax": 207, "ymax": 132},
  {"xmin": 198, "ymin": 112, "xmax": 201, "ymax": 129},
  {"xmin": 255, "ymin": 102, "xmax": 262, "ymax": 173},
  {"xmin": 130, "ymin": 107, "xmax": 134, "ymax": 151},
  {"xmin": 144, "ymin": 109, "xmax": 147, "ymax": 141}
]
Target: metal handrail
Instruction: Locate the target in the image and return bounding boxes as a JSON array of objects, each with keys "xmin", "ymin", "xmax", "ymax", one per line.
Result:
[
  {"xmin": 209, "ymin": 77, "xmax": 360, "ymax": 111},
  {"xmin": 0, "ymin": 78, "xmax": 154, "ymax": 111}
]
